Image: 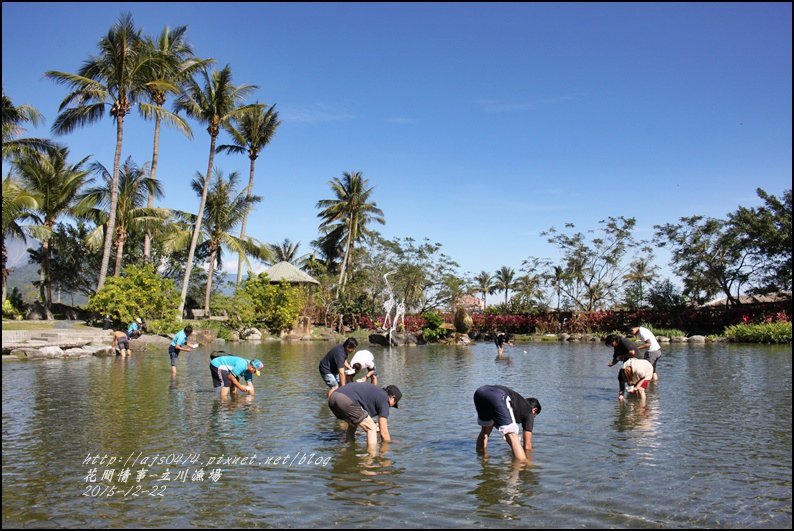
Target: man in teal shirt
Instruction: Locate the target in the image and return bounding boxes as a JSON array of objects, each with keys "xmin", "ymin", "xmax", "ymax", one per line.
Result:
[
  {"xmin": 209, "ymin": 355, "xmax": 264, "ymax": 398},
  {"xmin": 127, "ymin": 318, "xmax": 143, "ymax": 340},
  {"xmin": 169, "ymin": 326, "xmax": 193, "ymax": 376}
]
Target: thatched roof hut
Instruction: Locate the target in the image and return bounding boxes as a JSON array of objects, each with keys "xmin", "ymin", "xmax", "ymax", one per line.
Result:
[
  {"xmin": 261, "ymin": 261, "xmax": 320, "ymax": 286},
  {"xmin": 701, "ymin": 291, "xmax": 792, "ymax": 307}
]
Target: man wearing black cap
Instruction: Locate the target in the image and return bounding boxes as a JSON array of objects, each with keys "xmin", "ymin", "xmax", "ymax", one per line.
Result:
[
  {"xmin": 328, "ymin": 382, "xmax": 401, "ymax": 451},
  {"xmin": 474, "ymin": 384, "xmax": 541, "ymax": 461}
]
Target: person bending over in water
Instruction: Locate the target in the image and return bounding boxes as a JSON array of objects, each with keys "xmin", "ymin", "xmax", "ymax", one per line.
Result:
[
  {"xmin": 620, "ymin": 357, "xmax": 654, "ymax": 402},
  {"xmin": 209, "ymin": 354, "xmax": 264, "ymax": 399},
  {"xmin": 494, "ymin": 332, "xmax": 513, "ymax": 356},
  {"xmin": 474, "ymin": 384, "xmax": 541, "ymax": 461},
  {"xmin": 328, "ymin": 382, "xmax": 401, "ymax": 452},
  {"xmin": 345, "ymin": 349, "xmax": 378, "ymax": 384},
  {"xmin": 629, "ymin": 325, "xmax": 662, "ymax": 381}
]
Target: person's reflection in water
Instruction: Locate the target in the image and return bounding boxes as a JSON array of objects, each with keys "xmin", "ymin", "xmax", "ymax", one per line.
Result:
[
  {"xmin": 614, "ymin": 400, "xmax": 659, "ymax": 444},
  {"xmin": 495, "ymin": 353, "xmax": 513, "ymax": 366},
  {"xmin": 471, "ymin": 454, "xmax": 538, "ymax": 515},
  {"xmin": 327, "ymin": 441, "xmax": 401, "ymax": 510}
]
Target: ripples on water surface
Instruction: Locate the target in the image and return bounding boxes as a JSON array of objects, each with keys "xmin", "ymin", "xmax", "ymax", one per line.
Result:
[{"xmin": 2, "ymin": 341, "xmax": 791, "ymax": 528}]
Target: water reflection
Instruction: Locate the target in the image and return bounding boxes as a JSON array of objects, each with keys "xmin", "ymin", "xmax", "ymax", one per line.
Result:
[
  {"xmin": 471, "ymin": 456, "xmax": 539, "ymax": 516},
  {"xmin": 2, "ymin": 342, "xmax": 791, "ymax": 528},
  {"xmin": 327, "ymin": 441, "xmax": 402, "ymax": 508}
]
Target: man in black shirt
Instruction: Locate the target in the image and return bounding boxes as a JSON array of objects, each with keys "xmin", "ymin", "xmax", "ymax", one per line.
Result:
[
  {"xmin": 494, "ymin": 332, "xmax": 512, "ymax": 356},
  {"xmin": 474, "ymin": 384, "xmax": 541, "ymax": 461},
  {"xmin": 605, "ymin": 334, "xmax": 639, "ymax": 401},
  {"xmin": 328, "ymin": 382, "xmax": 402, "ymax": 451},
  {"xmin": 318, "ymin": 337, "xmax": 357, "ymax": 398}
]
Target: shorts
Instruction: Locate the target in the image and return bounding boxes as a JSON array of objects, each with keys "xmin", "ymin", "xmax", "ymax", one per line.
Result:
[
  {"xmin": 627, "ymin": 380, "xmax": 651, "ymax": 393},
  {"xmin": 473, "ymin": 385, "xmax": 520, "ymax": 435},
  {"xmin": 210, "ymin": 363, "xmax": 233, "ymax": 388},
  {"xmin": 117, "ymin": 339, "xmax": 130, "ymax": 350},
  {"xmin": 168, "ymin": 346, "xmax": 179, "ymax": 366},
  {"xmin": 322, "ymin": 372, "xmax": 341, "ymax": 388},
  {"xmin": 328, "ymin": 392, "xmax": 369, "ymax": 425},
  {"xmin": 644, "ymin": 349, "xmax": 662, "ymax": 369}
]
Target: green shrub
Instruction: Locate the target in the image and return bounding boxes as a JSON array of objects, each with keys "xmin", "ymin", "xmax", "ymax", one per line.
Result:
[
  {"xmin": 723, "ymin": 322, "xmax": 792, "ymax": 344},
  {"xmin": 86, "ymin": 265, "xmax": 180, "ymax": 325},
  {"xmin": 3, "ymin": 298, "xmax": 24, "ymax": 320},
  {"xmin": 241, "ymin": 275, "xmax": 304, "ymax": 334},
  {"xmin": 146, "ymin": 318, "xmax": 183, "ymax": 335},
  {"xmin": 421, "ymin": 311, "xmax": 449, "ymax": 342},
  {"xmin": 195, "ymin": 319, "xmax": 234, "ymax": 341},
  {"xmin": 211, "ymin": 292, "xmax": 256, "ymax": 334},
  {"xmin": 649, "ymin": 327, "xmax": 687, "ymax": 338}
]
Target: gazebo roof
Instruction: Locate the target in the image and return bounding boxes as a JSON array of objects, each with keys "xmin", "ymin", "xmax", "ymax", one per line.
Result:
[{"xmin": 261, "ymin": 261, "xmax": 320, "ymax": 285}]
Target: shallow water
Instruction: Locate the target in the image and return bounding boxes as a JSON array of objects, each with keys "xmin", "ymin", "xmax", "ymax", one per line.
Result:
[{"xmin": 2, "ymin": 340, "xmax": 791, "ymax": 528}]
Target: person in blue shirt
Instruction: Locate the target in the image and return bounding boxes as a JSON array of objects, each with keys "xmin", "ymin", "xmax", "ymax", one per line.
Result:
[
  {"xmin": 169, "ymin": 326, "xmax": 193, "ymax": 376},
  {"xmin": 127, "ymin": 318, "xmax": 143, "ymax": 340},
  {"xmin": 209, "ymin": 354, "xmax": 264, "ymax": 399}
]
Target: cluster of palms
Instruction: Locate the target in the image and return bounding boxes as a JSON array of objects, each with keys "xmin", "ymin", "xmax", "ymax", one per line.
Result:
[
  {"xmin": 3, "ymin": 14, "xmax": 385, "ymax": 320},
  {"xmin": 473, "ymin": 266, "xmax": 546, "ymax": 310},
  {"xmin": 3, "ymin": 15, "xmax": 280, "ymax": 314}
]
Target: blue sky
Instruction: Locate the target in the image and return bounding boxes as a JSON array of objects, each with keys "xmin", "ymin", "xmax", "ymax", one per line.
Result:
[{"xmin": 3, "ymin": 2, "xmax": 792, "ymax": 288}]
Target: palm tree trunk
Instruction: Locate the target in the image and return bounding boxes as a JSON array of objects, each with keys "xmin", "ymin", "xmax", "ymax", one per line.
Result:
[
  {"xmin": 41, "ymin": 236, "xmax": 53, "ymax": 320},
  {"xmin": 113, "ymin": 230, "xmax": 126, "ymax": 276},
  {"xmin": 97, "ymin": 115, "xmax": 125, "ymax": 291},
  {"xmin": 177, "ymin": 134, "xmax": 217, "ymax": 320},
  {"xmin": 235, "ymin": 156, "xmax": 256, "ymax": 289},
  {"xmin": 2, "ymin": 242, "xmax": 8, "ymax": 305},
  {"xmin": 337, "ymin": 215, "xmax": 354, "ymax": 297},
  {"xmin": 143, "ymin": 110, "xmax": 162, "ymax": 262},
  {"xmin": 204, "ymin": 245, "xmax": 217, "ymax": 313}
]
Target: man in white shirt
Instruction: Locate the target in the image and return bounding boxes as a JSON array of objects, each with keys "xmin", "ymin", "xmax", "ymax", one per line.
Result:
[
  {"xmin": 630, "ymin": 326, "xmax": 662, "ymax": 381},
  {"xmin": 345, "ymin": 349, "xmax": 378, "ymax": 385},
  {"xmin": 622, "ymin": 358, "xmax": 655, "ymax": 402}
]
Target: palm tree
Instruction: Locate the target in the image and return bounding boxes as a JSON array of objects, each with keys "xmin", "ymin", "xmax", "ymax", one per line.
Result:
[
  {"xmin": 493, "ymin": 266, "xmax": 517, "ymax": 304},
  {"xmin": 79, "ymin": 157, "xmax": 169, "ymax": 276},
  {"xmin": 46, "ymin": 13, "xmax": 154, "ymax": 291},
  {"xmin": 173, "ymin": 65, "xmax": 258, "ymax": 319},
  {"xmin": 549, "ymin": 265, "xmax": 567, "ymax": 314},
  {"xmin": 316, "ymin": 171, "xmax": 385, "ymax": 297},
  {"xmin": 167, "ymin": 169, "xmax": 267, "ymax": 312},
  {"xmin": 624, "ymin": 257, "xmax": 659, "ymax": 308},
  {"xmin": 2, "ymin": 89, "xmax": 54, "ymax": 160},
  {"xmin": 473, "ymin": 271, "xmax": 493, "ymax": 309},
  {"xmin": 138, "ymin": 25, "xmax": 208, "ymax": 261},
  {"xmin": 310, "ymin": 226, "xmax": 345, "ymax": 276},
  {"xmin": 12, "ymin": 146, "xmax": 92, "ymax": 318},
  {"xmin": 514, "ymin": 274, "xmax": 545, "ymax": 307},
  {"xmin": 269, "ymin": 238, "xmax": 302, "ymax": 264},
  {"xmin": 2, "ymin": 175, "xmax": 38, "ymax": 304},
  {"xmin": 217, "ymin": 104, "xmax": 280, "ymax": 287}
]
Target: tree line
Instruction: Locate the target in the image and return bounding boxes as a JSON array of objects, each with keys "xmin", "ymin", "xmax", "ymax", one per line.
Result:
[{"xmin": 3, "ymin": 13, "xmax": 791, "ymax": 324}]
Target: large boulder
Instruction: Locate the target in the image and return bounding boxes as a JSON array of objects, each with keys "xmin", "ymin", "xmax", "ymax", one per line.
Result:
[
  {"xmin": 390, "ymin": 331, "xmax": 419, "ymax": 346},
  {"xmin": 369, "ymin": 333, "xmax": 391, "ymax": 347},
  {"xmin": 193, "ymin": 328, "xmax": 218, "ymax": 345},
  {"xmin": 129, "ymin": 335, "xmax": 171, "ymax": 351},
  {"xmin": 453, "ymin": 308, "xmax": 473, "ymax": 333}
]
